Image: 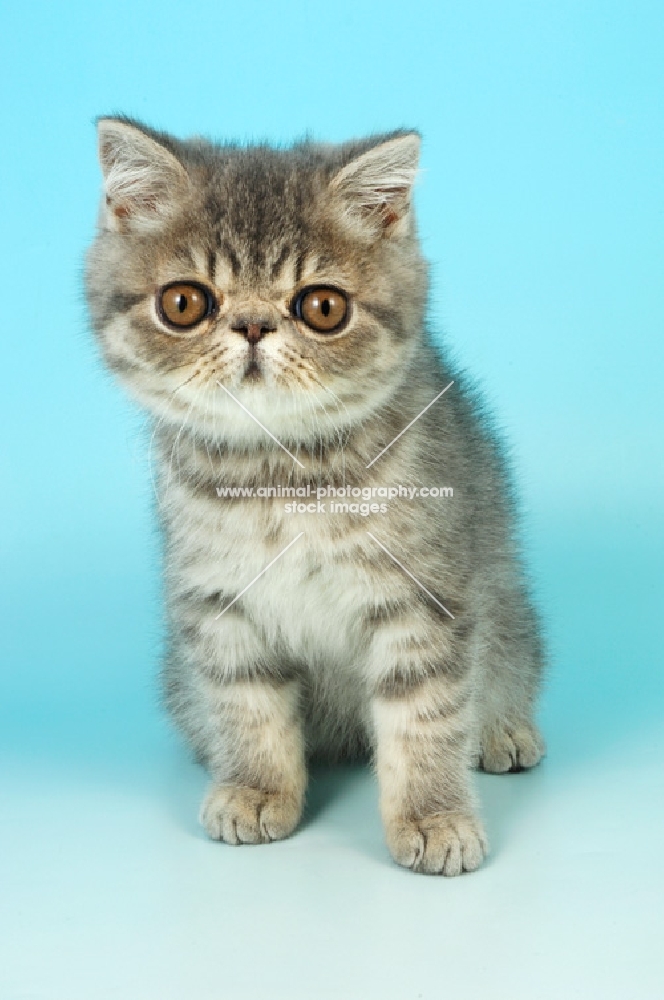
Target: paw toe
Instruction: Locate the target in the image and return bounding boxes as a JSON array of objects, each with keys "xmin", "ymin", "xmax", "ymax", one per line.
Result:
[
  {"xmin": 200, "ymin": 785, "xmax": 302, "ymax": 844},
  {"xmin": 386, "ymin": 812, "xmax": 488, "ymax": 876},
  {"xmin": 480, "ymin": 722, "xmax": 544, "ymax": 773}
]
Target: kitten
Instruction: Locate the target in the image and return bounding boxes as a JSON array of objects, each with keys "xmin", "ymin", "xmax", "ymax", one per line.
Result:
[{"xmin": 86, "ymin": 117, "xmax": 545, "ymax": 875}]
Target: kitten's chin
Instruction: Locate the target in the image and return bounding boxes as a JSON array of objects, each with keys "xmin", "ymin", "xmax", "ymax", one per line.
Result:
[
  {"xmin": 119, "ymin": 351, "xmax": 409, "ymax": 450},
  {"xmin": 138, "ymin": 361, "xmax": 408, "ymax": 448}
]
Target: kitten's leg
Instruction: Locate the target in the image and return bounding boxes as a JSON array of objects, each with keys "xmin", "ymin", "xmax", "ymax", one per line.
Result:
[
  {"xmin": 472, "ymin": 577, "xmax": 546, "ymax": 773},
  {"xmin": 198, "ymin": 675, "xmax": 306, "ymax": 844},
  {"xmin": 369, "ymin": 614, "xmax": 488, "ymax": 876},
  {"xmin": 168, "ymin": 611, "xmax": 306, "ymax": 844}
]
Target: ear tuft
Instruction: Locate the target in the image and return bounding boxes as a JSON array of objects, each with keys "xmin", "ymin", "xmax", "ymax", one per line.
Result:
[
  {"xmin": 330, "ymin": 133, "xmax": 421, "ymax": 236},
  {"xmin": 96, "ymin": 118, "xmax": 188, "ymax": 230}
]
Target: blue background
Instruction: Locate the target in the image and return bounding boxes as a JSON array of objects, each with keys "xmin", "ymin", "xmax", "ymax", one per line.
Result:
[{"xmin": 2, "ymin": 2, "xmax": 663, "ymax": 998}]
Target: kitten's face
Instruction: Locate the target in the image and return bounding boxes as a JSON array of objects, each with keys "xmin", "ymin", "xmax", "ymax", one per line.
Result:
[{"xmin": 86, "ymin": 119, "xmax": 427, "ymax": 446}]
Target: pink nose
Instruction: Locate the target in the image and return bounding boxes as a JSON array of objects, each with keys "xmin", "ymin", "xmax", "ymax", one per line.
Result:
[{"xmin": 231, "ymin": 318, "xmax": 277, "ymax": 344}]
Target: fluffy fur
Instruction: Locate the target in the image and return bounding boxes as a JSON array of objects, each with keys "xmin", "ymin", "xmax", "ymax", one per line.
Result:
[{"xmin": 86, "ymin": 117, "xmax": 545, "ymax": 875}]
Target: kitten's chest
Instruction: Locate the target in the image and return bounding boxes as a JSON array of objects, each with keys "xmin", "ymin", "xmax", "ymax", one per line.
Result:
[
  {"xmin": 172, "ymin": 490, "xmax": 369, "ymax": 660},
  {"xmin": 241, "ymin": 507, "xmax": 368, "ymax": 661}
]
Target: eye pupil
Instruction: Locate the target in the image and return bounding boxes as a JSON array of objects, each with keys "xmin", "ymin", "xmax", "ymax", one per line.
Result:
[
  {"xmin": 177, "ymin": 295, "xmax": 187, "ymax": 313},
  {"xmin": 321, "ymin": 299, "xmax": 330, "ymax": 317}
]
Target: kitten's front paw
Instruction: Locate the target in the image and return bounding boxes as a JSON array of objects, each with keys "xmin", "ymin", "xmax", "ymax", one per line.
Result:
[
  {"xmin": 200, "ymin": 785, "xmax": 303, "ymax": 844},
  {"xmin": 479, "ymin": 721, "xmax": 545, "ymax": 773},
  {"xmin": 385, "ymin": 811, "xmax": 488, "ymax": 876}
]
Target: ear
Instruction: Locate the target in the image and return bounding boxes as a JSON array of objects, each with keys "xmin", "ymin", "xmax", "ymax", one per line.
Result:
[
  {"xmin": 96, "ymin": 118, "xmax": 189, "ymax": 231},
  {"xmin": 330, "ymin": 133, "xmax": 421, "ymax": 237}
]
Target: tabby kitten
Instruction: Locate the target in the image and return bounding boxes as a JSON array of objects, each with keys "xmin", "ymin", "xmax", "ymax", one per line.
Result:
[{"xmin": 86, "ymin": 117, "xmax": 545, "ymax": 876}]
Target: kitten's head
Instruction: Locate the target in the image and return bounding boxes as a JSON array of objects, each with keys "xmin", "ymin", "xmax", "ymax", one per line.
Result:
[{"xmin": 86, "ymin": 117, "xmax": 427, "ymax": 446}]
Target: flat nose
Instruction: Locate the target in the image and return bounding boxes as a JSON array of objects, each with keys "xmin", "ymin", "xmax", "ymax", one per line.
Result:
[{"xmin": 230, "ymin": 314, "xmax": 278, "ymax": 345}]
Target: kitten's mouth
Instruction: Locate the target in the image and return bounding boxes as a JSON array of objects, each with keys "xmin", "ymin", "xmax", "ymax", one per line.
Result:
[{"xmin": 242, "ymin": 358, "xmax": 263, "ymax": 383}]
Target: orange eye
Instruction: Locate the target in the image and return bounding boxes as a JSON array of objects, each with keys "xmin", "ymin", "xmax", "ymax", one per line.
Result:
[
  {"xmin": 158, "ymin": 282, "xmax": 217, "ymax": 330},
  {"xmin": 293, "ymin": 286, "xmax": 349, "ymax": 334}
]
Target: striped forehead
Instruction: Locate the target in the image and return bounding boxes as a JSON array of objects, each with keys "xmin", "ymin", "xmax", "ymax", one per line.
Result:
[
  {"xmin": 206, "ymin": 240, "xmax": 322, "ymax": 293},
  {"xmin": 200, "ymin": 153, "xmax": 312, "ymax": 281}
]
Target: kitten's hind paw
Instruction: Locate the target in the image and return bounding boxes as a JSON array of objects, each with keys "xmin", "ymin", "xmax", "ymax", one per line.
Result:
[
  {"xmin": 200, "ymin": 784, "xmax": 303, "ymax": 844},
  {"xmin": 385, "ymin": 811, "xmax": 488, "ymax": 876},
  {"xmin": 478, "ymin": 721, "xmax": 545, "ymax": 773}
]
